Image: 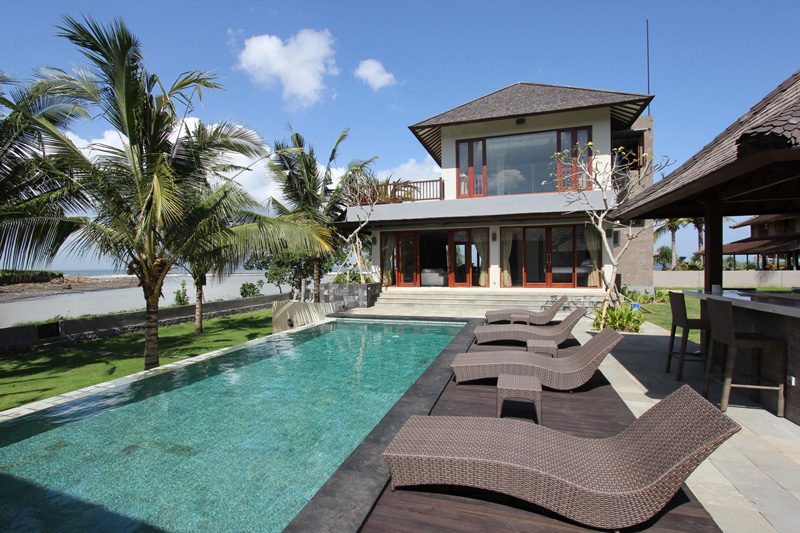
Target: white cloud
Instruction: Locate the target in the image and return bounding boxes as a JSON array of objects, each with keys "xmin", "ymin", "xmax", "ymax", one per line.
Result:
[
  {"xmin": 376, "ymin": 155, "xmax": 441, "ymax": 181},
  {"xmin": 235, "ymin": 28, "xmax": 338, "ymax": 109},
  {"xmin": 65, "ymin": 129, "xmax": 125, "ymax": 158},
  {"xmin": 354, "ymin": 59, "xmax": 396, "ymax": 90}
]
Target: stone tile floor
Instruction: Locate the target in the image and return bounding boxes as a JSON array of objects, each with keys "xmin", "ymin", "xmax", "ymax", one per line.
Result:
[{"xmin": 345, "ymin": 306, "xmax": 800, "ymax": 533}]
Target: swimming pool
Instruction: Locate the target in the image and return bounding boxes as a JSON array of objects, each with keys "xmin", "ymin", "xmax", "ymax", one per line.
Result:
[{"xmin": 0, "ymin": 318, "xmax": 463, "ymax": 532}]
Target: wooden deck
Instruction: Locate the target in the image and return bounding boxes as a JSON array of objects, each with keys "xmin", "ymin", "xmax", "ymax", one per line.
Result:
[{"xmin": 361, "ymin": 369, "xmax": 721, "ymax": 532}]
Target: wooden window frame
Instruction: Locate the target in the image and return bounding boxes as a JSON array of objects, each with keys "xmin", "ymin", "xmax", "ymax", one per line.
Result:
[{"xmin": 456, "ymin": 126, "xmax": 592, "ymax": 198}]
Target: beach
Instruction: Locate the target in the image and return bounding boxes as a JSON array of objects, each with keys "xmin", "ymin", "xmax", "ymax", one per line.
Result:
[{"xmin": 0, "ymin": 273, "xmax": 285, "ymax": 328}]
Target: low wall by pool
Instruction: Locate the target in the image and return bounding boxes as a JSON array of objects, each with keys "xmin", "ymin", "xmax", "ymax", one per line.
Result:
[{"xmin": 0, "ymin": 293, "xmax": 290, "ymax": 354}]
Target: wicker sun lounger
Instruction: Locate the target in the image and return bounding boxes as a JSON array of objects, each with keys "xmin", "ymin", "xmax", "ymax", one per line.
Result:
[
  {"xmin": 485, "ymin": 296, "xmax": 568, "ymax": 325},
  {"xmin": 473, "ymin": 307, "xmax": 586, "ymax": 346},
  {"xmin": 383, "ymin": 384, "xmax": 740, "ymax": 530},
  {"xmin": 452, "ymin": 327, "xmax": 622, "ymax": 387}
]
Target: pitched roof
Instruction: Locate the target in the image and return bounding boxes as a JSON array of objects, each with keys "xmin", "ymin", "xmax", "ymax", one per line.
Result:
[
  {"xmin": 615, "ymin": 70, "xmax": 800, "ymax": 219},
  {"xmin": 409, "ymin": 82, "xmax": 653, "ymax": 164}
]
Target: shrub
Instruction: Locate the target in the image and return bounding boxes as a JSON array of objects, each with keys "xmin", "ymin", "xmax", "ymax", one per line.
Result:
[
  {"xmin": 654, "ymin": 288, "xmax": 669, "ymax": 303},
  {"xmin": 239, "ymin": 280, "xmax": 264, "ymax": 298},
  {"xmin": 593, "ymin": 305, "xmax": 645, "ymax": 333},
  {"xmin": 173, "ymin": 280, "xmax": 190, "ymax": 306},
  {"xmin": 621, "ymin": 286, "xmax": 654, "ymax": 304},
  {"xmin": 332, "ymin": 271, "xmax": 363, "ymax": 284}
]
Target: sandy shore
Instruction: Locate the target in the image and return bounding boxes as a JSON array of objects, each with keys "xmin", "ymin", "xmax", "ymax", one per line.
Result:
[{"xmin": 0, "ymin": 275, "xmax": 140, "ymax": 303}]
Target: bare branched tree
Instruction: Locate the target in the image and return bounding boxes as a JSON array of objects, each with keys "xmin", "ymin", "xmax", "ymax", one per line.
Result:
[{"xmin": 552, "ymin": 142, "xmax": 671, "ymax": 328}]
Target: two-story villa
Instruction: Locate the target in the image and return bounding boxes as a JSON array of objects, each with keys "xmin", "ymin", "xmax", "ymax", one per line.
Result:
[
  {"xmin": 724, "ymin": 214, "xmax": 800, "ymax": 269},
  {"xmin": 346, "ymin": 82, "xmax": 655, "ymax": 295}
]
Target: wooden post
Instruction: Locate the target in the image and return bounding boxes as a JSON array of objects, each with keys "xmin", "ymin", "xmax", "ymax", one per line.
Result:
[{"xmin": 704, "ymin": 203, "xmax": 723, "ymax": 293}]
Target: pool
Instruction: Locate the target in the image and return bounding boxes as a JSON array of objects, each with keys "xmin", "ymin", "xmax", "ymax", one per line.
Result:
[{"xmin": 0, "ymin": 318, "xmax": 463, "ymax": 532}]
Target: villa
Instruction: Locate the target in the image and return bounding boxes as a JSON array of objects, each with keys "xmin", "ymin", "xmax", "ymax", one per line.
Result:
[{"xmin": 346, "ymin": 82, "xmax": 655, "ymax": 293}]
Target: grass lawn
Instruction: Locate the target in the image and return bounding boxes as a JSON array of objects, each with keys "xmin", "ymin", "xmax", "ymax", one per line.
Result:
[
  {"xmin": 643, "ymin": 296, "xmax": 702, "ymax": 345},
  {"xmin": 0, "ymin": 309, "xmax": 273, "ymax": 412}
]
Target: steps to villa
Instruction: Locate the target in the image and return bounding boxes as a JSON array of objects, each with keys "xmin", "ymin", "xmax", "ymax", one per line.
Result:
[{"xmin": 351, "ymin": 287, "xmax": 604, "ymax": 318}]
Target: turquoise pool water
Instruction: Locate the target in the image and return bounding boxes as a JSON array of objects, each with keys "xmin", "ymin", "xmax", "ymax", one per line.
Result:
[{"xmin": 0, "ymin": 318, "xmax": 462, "ymax": 532}]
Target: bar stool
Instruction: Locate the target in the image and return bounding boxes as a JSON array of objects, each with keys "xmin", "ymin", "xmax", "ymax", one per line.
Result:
[
  {"xmin": 702, "ymin": 297, "xmax": 788, "ymax": 417},
  {"xmin": 665, "ymin": 291, "xmax": 710, "ymax": 381}
]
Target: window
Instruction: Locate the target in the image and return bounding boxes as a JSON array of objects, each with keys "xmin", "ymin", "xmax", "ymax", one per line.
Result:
[{"xmin": 456, "ymin": 127, "xmax": 591, "ymax": 198}]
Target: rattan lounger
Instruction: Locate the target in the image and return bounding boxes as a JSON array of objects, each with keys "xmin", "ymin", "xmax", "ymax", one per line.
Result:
[
  {"xmin": 485, "ymin": 296, "xmax": 568, "ymax": 325},
  {"xmin": 383, "ymin": 385, "xmax": 740, "ymax": 530},
  {"xmin": 452, "ymin": 328, "xmax": 622, "ymax": 387},
  {"xmin": 473, "ymin": 307, "xmax": 586, "ymax": 346}
]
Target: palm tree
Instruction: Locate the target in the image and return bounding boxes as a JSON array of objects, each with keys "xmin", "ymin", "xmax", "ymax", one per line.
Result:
[
  {"xmin": 269, "ymin": 128, "xmax": 374, "ymax": 302},
  {"xmin": 32, "ymin": 17, "xmax": 328, "ymax": 369},
  {"xmin": 654, "ymin": 218, "xmax": 690, "ymax": 271},
  {"xmin": 654, "ymin": 245, "xmax": 672, "ymax": 271},
  {"xmin": 0, "ymin": 74, "xmax": 90, "ymax": 269}
]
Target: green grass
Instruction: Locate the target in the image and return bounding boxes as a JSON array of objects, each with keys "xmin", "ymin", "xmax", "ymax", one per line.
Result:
[
  {"xmin": 643, "ymin": 296, "xmax": 703, "ymax": 345},
  {"xmin": 0, "ymin": 309, "xmax": 273, "ymax": 412}
]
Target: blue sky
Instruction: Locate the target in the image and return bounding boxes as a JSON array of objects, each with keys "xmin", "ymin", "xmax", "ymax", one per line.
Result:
[{"xmin": 4, "ymin": 0, "xmax": 798, "ymax": 269}]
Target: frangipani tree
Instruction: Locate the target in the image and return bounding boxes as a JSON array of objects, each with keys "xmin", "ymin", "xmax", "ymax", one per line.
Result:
[{"xmin": 552, "ymin": 142, "xmax": 670, "ymax": 327}]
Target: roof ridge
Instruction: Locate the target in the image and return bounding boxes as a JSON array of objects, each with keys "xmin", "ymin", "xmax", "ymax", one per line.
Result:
[{"xmin": 514, "ymin": 81, "xmax": 650, "ymax": 98}]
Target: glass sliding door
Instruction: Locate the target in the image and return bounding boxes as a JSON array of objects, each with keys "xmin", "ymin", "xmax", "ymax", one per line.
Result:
[
  {"xmin": 524, "ymin": 227, "xmax": 547, "ymax": 285},
  {"xmin": 501, "ymin": 225, "xmax": 584, "ymax": 287},
  {"xmin": 550, "ymin": 226, "xmax": 575, "ymax": 286},
  {"xmin": 450, "ymin": 230, "xmax": 470, "ymax": 286},
  {"xmin": 471, "ymin": 229, "xmax": 489, "ymax": 287},
  {"xmin": 397, "ymin": 232, "xmax": 418, "ymax": 286}
]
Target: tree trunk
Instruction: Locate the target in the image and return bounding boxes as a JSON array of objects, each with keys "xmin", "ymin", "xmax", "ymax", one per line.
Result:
[
  {"xmin": 670, "ymin": 229, "xmax": 678, "ymax": 270},
  {"xmin": 144, "ymin": 293, "xmax": 160, "ymax": 370},
  {"xmin": 697, "ymin": 229, "xmax": 704, "ymax": 267},
  {"xmin": 313, "ymin": 256, "xmax": 321, "ymax": 303},
  {"xmin": 194, "ymin": 277, "xmax": 204, "ymax": 335},
  {"xmin": 300, "ymin": 278, "xmax": 307, "ymax": 302}
]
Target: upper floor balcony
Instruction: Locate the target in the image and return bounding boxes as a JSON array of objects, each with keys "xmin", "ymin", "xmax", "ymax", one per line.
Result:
[{"xmin": 347, "ymin": 178, "xmax": 445, "ymax": 206}]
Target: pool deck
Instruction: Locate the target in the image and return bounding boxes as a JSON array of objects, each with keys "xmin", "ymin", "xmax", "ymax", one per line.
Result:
[{"xmin": 360, "ymin": 341, "xmax": 720, "ymax": 532}]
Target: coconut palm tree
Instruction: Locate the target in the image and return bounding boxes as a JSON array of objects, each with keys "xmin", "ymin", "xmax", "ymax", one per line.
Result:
[
  {"xmin": 31, "ymin": 17, "xmax": 328, "ymax": 369},
  {"xmin": 654, "ymin": 218, "xmax": 690, "ymax": 271},
  {"xmin": 269, "ymin": 128, "xmax": 375, "ymax": 302},
  {"xmin": 0, "ymin": 74, "xmax": 90, "ymax": 269}
]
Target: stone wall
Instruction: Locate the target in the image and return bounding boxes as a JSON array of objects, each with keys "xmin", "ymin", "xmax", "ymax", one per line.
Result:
[
  {"xmin": 320, "ymin": 282, "xmax": 381, "ymax": 311},
  {"xmin": 0, "ymin": 293, "xmax": 290, "ymax": 354}
]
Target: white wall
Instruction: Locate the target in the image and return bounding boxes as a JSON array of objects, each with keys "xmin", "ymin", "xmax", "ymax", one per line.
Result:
[
  {"xmin": 439, "ymin": 107, "xmax": 613, "ymax": 200},
  {"xmin": 654, "ymin": 270, "xmax": 800, "ymax": 288}
]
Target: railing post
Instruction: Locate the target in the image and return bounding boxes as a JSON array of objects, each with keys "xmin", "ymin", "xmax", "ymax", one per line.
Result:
[{"xmin": 439, "ymin": 178, "xmax": 444, "ymax": 200}]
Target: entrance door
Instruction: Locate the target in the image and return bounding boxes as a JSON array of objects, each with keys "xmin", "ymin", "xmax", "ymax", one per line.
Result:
[
  {"xmin": 449, "ymin": 230, "xmax": 471, "ymax": 286},
  {"xmin": 397, "ymin": 232, "xmax": 418, "ymax": 286}
]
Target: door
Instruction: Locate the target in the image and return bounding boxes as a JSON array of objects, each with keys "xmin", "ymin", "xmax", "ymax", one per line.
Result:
[
  {"xmin": 524, "ymin": 227, "xmax": 547, "ymax": 286},
  {"xmin": 397, "ymin": 232, "xmax": 418, "ymax": 286},
  {"xmin": 549, "ymin": 226, "xmax": 575, "ymax": 287},
  {"xmin": 449, "ymin": 230, "xmax": 471, "ymax": 286}
]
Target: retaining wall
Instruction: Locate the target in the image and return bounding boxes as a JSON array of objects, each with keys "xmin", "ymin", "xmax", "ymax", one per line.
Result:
[
  {"xmin": 320, "ymin": 282, "xmax": 381, "ymax": 310},
  {"xmin": 0, "ymin": 293, "xmax": 290, "ymax": 354},
  {"xmin": 654, "ymin": 270, "xmax": 800, "ymax": 288}
]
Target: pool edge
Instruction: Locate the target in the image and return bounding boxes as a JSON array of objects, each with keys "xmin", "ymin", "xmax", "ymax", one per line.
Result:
[{"xmin": 285, "ymin": 315, "xmax": 482, "ymax": 533}]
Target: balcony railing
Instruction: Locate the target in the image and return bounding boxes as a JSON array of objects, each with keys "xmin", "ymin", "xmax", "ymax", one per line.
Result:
[{"xmin": 349, "ymin": 178, "xmax": 444, "ymax": 205}]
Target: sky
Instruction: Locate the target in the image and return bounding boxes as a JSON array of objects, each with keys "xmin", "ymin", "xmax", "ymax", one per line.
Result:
[{"xmin": 3, "ymin": 0, "xmax": 798, "ymax": 270}]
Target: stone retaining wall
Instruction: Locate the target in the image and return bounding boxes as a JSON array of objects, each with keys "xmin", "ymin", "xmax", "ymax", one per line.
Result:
[{"xmin": 320, "ymin": 282, "xmax": 381, "ymax": 311}]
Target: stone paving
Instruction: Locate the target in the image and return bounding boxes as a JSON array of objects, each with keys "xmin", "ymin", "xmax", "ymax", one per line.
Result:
[{"xmin": 345, "ymin": 305, "xmax": 800, "ymax": 533}]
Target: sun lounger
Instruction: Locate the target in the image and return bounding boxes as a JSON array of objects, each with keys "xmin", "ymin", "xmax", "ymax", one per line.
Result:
[
  {"xmin": 383, "ymin": 384, "xmax": 740, "ymax": 530},
  {"xmin": 452, "ymin": 327, "xmax": 622, "ymax": 388},
  {"xmin": 485, "ymin": 296, "xmax": 567, "ymax": 325},
  {"xmin": 473, "ymin": 307, "xmax": 586, "ymax": 346}
]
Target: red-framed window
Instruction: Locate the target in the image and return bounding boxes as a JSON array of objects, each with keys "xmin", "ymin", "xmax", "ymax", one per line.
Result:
[{"xmin": 456, "ymin": 126, "xmax": 592, "ymax": 198}]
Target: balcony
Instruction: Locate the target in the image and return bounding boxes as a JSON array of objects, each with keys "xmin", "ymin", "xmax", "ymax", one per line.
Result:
[{"xmin": 348, "ymin": 178, "xmax": 444, "ymax": 206}]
